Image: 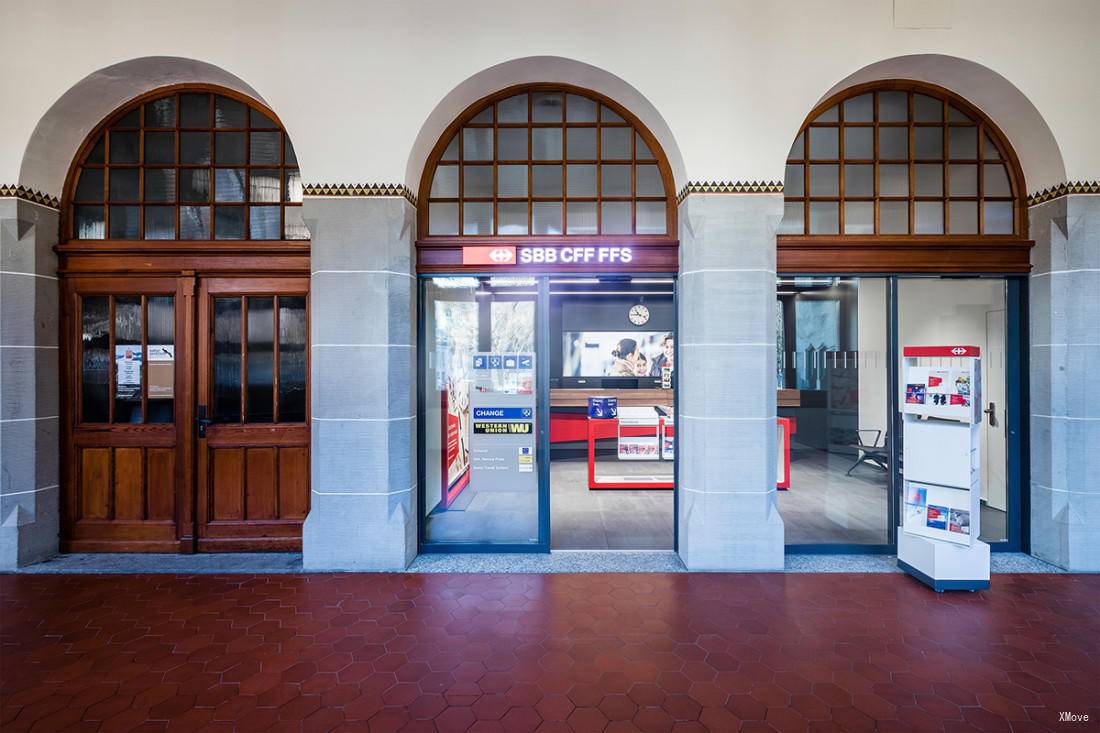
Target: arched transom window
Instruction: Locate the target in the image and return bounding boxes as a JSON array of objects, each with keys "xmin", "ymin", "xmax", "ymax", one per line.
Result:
[
  {"xmin": 420, "ymin": 86, "xmax": 675, "ymax": 238},
  {"xmin": 780, "ymin": 84, "xmax": 1022, "ymax": 237},
  {"xmin": 67, "ymin": 89, "xmax": 307, "ymax": 241}
]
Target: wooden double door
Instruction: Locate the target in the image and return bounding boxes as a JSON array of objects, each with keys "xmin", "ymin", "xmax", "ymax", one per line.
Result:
[{"xmin": 61, "ymin": 275, "xmax": 310, "ymax": 552}]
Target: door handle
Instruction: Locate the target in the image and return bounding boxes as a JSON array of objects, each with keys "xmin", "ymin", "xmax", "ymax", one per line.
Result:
[
  {"xmin": 984, "ymin": 402, "xmax": 997, "ymax": 427},
  {"xmin": 195, "ymin": 405, "xmax": 212, "ymax": 438}
]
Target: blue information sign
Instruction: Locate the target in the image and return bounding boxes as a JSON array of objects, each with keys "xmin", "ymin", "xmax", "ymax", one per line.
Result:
[
  {"xmin": 518, "ymin": 354, "xmax": 533, "ymax": 369},
  {"xmin": 472, "ymin": 407, "xmax": 533, "ymax": 420},
  {"xmin": 472, "ymin": 354, "xmax": 488, "ymax": 369}
]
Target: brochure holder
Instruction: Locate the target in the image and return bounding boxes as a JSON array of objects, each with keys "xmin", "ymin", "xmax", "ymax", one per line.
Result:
[{"xmin": 898, "ymin": 345, "xmax": 990, "ymax": 592}]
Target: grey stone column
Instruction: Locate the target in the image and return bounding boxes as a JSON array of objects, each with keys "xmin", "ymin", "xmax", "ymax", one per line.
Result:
[
  {"xmin": 1, "ymin": 199, "xmax": 59, "ymax": 569},
  {"xmin": 677, "ymin": 193, "xmax": 784, "ymax": 570},
  {"xmin": 1029, "ymin": 194, "xmax": 1100, "ymax": 571},
  {"xmin": 301, "ymin": 197, "xmax": 417, "ymax": 570}
]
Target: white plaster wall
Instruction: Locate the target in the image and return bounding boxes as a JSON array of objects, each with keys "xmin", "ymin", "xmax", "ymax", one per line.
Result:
[{"xmin": 1, "ymin": 0, "xmax": 1096, "ymax": 196}]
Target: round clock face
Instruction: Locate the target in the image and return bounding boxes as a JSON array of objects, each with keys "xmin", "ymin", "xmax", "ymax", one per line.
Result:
[{"xmin": 628, "ymin": 304, "xmax": 650, "ymax": 326}]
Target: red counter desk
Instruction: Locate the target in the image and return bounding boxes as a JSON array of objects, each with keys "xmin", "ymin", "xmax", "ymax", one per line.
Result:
[{"xmin": 548, "ymin": 393, "xmax": 795, "ymax": 491}]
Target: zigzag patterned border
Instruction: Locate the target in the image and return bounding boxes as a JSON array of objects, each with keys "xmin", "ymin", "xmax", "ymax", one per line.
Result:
[
  {"xmin": 0, "ymin": 184, "xmax": 60, "ymax": 209},
  {"xmin": 303, "ymin": 183, "xmax": 417, "ymax": 206},
  {"xmin": 676, "ymin": 181, "xmax": 784, "ymax": 204},
  {"xmin": 1027, "ymin": 181, "xmax": 1100, "ymax": 207}
]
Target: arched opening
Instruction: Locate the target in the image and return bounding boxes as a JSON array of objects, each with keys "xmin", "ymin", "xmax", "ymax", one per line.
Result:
[
  {"xmin": 57, "ymin": 83, "xmax": 311, "ymax": 553},
  {"xmin": 414, "ymin": 83, "xmax": 679, "ymax": 553},
  {"xmin": 776, "ymin": 79, "xmax": 1031, "ymax": 555}
]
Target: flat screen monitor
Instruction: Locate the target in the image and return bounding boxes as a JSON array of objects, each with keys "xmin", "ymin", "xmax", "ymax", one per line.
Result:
[{"xmin": 562, "ymin": 331, "xmax": 673, "ymax": 378}]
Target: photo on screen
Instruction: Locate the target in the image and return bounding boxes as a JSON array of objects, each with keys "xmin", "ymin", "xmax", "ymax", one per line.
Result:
[{"xmin": 562, "ymin": 331, "xmax": 674, "ymax": 378}]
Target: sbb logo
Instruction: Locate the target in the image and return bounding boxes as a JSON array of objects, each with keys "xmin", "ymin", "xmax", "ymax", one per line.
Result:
[{"xmin": 489, "ymin": 248, "xmax": 513, "ymax": 263}]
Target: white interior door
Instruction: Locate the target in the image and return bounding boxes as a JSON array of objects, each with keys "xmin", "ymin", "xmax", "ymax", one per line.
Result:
[{"xmin": 984, "ymin": 309, "xmax": 1007, "ymax": 511}]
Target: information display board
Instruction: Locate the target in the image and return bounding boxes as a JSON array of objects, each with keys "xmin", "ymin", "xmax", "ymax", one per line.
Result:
[
  {"xmin": 898, "ymin": 345, "xmax": 989, "ymax": 591},
  {"xmin": 467, "ymin": 352, "xmax": 537, "ymax": 495}
]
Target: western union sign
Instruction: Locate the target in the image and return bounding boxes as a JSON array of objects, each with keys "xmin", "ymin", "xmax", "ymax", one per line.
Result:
[{"xmin": 473, "ymin": 422, "xmax": 533, "ymax": 434}]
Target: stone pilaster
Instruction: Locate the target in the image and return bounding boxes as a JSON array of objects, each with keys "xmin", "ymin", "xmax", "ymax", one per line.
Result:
[
  {"xmin": 301, "ymin": 197, "xmax": 417, "ymax": 570},
  {"xmin": 676, "ymin": 194, "xmax": 784, "ymax": 570},
  {"xmin": 1028, "ymin": 194, "xmax": 1100, "ymax": 570},
  {"xmin": 0, "ymin": 199, "xmax": 59, "ymax": 568}
]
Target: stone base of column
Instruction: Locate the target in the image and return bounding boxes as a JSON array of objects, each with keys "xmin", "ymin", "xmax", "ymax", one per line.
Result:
[
  {"xmin": 678, "ymin": 490, "xmax": 785, "ymax": 570},
  {"xmin": 303, "ymin": 492, "xmax": 416, "ymax": 570}
]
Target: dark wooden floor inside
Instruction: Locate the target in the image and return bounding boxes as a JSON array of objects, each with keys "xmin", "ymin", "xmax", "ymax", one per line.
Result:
[{"xmin": 2, "ymin": 572, "xmax": 1097, "ymax": 732}]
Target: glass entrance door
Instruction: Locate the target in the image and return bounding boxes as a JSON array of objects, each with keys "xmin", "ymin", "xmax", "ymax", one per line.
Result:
[{"xmin": 420, "ymin": 276, "xmax": 544, "ymax": 548}]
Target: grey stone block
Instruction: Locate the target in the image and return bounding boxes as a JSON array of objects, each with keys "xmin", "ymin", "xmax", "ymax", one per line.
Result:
[
  {"xmin": 0, "ymin": 274, "xmax": 58, "ymax": 348},
  {"xmin": 1028, "ymin": 272, "xmax": 1055, "ymax": 347},
  {"xmin": 1027, "ymin": 197, "xmax": 1066, "ymax": 276},
  {"xmin": 0, "ymin": 416, "xmax": 59, "ymax": 496},
  {"xmin": 1065, "ymin": 195, "xmax": 1100, "ymax": 271},
  {"xmin": 679, "ymin": 343, "xmax": 775, "ymax": 419},
  {"xmin": 1065, "ymin": 345, "xmax": 1100, "ymax": 419},
  {"xmin": 311, "ymin": 271, "xmax": 414, "ymax": 346},
  {"xmin": 305, "ymin": 198, "xmax": 415, "ymax": 274},
  {"xmin": 0, "ymin": 484, "xmax": 59, "ymax": 569},
  {"xmin": 311, "ymin": 416, "xmax": 415, "ymax": 493},
  {"xmin": 678, "ymin": 194, "xmax": 782, "ymax": 273},
  {"xmin": 678, "ymin": 488, "xmax": 784, "ymax": 570},
  {"xmin": 1059, "ymin": 270, "xmax": 1100, "ymax": 345},
  {"xmin": 302, "ymin": 490, "xmax": 416, "ymax": 570},
  {"xmin": 679, "ymin": 269, "xmax": 776, "ymax": 345},
  {"xmin": 0, "ymin": 201, "xmax": 58, "ymax": 277},
  {"xmin": 1, "ymin": 345, "xmax": 59, "ymax": 421},
  {"xmin": 311, "ymin": 344, "xmax": 415, "ymax": 420},
  {"xmin": 678, "ymin": 415, "xmax": 776, "ymax": 493}
]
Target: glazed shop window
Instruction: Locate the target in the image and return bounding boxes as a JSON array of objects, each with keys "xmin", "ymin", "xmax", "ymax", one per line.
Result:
[
  {"xmin": 424, "ymin": 88, "xmax": 674, "ymax": 237},
  {"xmin": 81, "ymin": 295, "xmax": 175, "ymax": 424},
  {"xmin": 780, "ymin": 86, "xmax": 1020, "ymax": 236},
  {"xmin": 69, "ymin": 92, "xmax": 307, "ymax": 241}
]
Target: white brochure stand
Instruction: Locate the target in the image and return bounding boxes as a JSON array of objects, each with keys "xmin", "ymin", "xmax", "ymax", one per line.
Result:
[{"xmin": 898, "ymin": 345, "xmax": 990, "ymax": 592}]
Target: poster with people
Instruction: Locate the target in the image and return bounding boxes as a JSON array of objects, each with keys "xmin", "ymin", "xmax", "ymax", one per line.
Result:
[
  {"xmin": 562, "ymin": 331, "xmax": 674, "ymax": 383},
  {"xmin": 435, "ymin": 301, "xmax": 477, "ymax": 493}
]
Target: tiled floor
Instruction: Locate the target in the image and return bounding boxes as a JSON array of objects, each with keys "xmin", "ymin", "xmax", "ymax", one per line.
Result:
[{"xmin": 2, "ymin": 573, "xmax": 1097, "ymax": 732}]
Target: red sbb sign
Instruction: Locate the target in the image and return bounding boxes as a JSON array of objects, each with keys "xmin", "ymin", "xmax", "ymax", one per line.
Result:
[
  {"xmin": 902, "ymin": 345, "xmax": 981, "ymax": 357},
  {"xmin": 462, "ymin": 245, "xmax": 634, "ymax": 266},
  {"xmin": 462, "ymin": 246, "xmax": 516, "ymax": 265}
]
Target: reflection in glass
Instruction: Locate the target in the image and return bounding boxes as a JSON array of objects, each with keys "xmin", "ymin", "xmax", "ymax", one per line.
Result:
[
  {"xmin": 109, "ymin": 206, "xmax": 140, "ymax": 239},
  {"xmin": 565, "ymin": 202, "xmax": 596, "ymax": 235},
  {"xmin": 497, "ymin": 129, "xmax": 527, "ymax": 160},
  {"xmin": 898, "ymin": 278, "xmax": 1009, "ymax": 543},
  {"xmin": 809, "ymin": 165, "xmax": 838, "ymax": 196},
  {"xmin": 844, "ymin": 164, "xmax": 873, "ymax": 197},
  {"xmin": 497, "ymin": 166, "xmax": 527, "ymax": 198},
  {"xmin": 422, "ymin": 277, "xmax": 538, "ymax": 545},
  {"xmin": 114, "ymin": 296, "xmax": 142, "ymax": 423},
  {"xmin": 144, "ymin": 207, "xmax": 175, "ymax": 239},
  {"xmin": 75, "ymin": 203, "xmax": 105, "ymax": 238},
  {"xmin": 636, "ymin": 201, "xmax": 666, "ymax": 234},
  {"xmin": 145, "ymin": 169, "xmax": 175, "ymax": 202},
  {"xmin": 809, "ymin": 127, "xmax": 838, "ymax": 159},
  {"xmin": 430, "ymin": 166, "xmax": 459, "ymax": 198},
  {"xmin": 278, "ymin": 296, "xmax": 307, "ymax": 422},
  {"xmin": 180, "ymin": 206, "xmax": 211, "ymax": 239},
  {"xmin": 249, "ymin": 132, "xmax": 280, "ymax": 164},
  {"xmin": 600, "ymin": 128, "xmax": 631, "ymax": 159},
  {"xmin": 250, "ymin": 169, "xmax": 280, "ymax": 202},
  {"xmin": 880, "ymin": 201, "xmax": 909, "ymax": 234},
  {"xmin": 214, "ymin": 206, "xmax": 245, "ymax": 240},
  {"xmin": 429, "ymin": 202, "xmax": 458, "ymax": 236},
  {"xmin": 213, "ymin": 297, "xmax": 242, "ymax": 423},
  {"xmin": 601, "ymin": 165, "xmax": 631, "ymax": 196},
  {"xmin": 532, "ymin": 202, "xmax": 562, "ymax": 235},
  {"xmin": 566, "ymin": 128, "xmax": 596, "ymax": 159},
  {"xmin": 109, "ymin": 169, "xmax": 140, "ymax": 201},
  {"xmin": 808, "ymin": 202, "xmax": 839, "ymax": 234},
  {"xmin": 463, "ymin": 165, "xmax": 492, "ymax": 198},
  {"xmin": 984, "ymin": 202, "xmax": 1014, "ymax": 234},
  {"xmin": 180, "ymin": 93, "xmax": 210, "ymax": 127},
  {"xmin": 844, "ymin": 202, "xmax": 874, "ymax": 234},
  {"xmin": 463, "ymin": 202, "xmax": 493, "ymax": 235},
  {"xmin": 214, "ymin": 168, "xmax": 246, "ymax": 202},
  {"xmin": 215, "ymin": 132, "xmax": 246, "ymax": 164},
  {"xmin": 180, "ymin": 132, "xmax": 211, "ymax": 165},
  {"xmin": 602, "ymin": 201, "xmax": 632, "ymax": 234},
  {"xmin": 145, "ymin": 97, "xmax": 176, "ymax": 127},
  {"xmin": 532, "ymin": 128, "xmax": 562, "ymax": 160},
  {"xmin": 250, "ymin": 206, "xmax": 280, "ymax": 239},
  {"xmin": 776, "ymin": 277, "xmax": 889, "ymax": 545},
  {"xmin": 76, "ymin": 169, "xmax": 104, "ymax": 202},
  {"xmin": 497, "ymin": 94, "xmax": 527, "ymax": 123},
  {"xmin": 246, "ymin": 297, "xmax": 274, "ymax": 423},
  {"xmin": 497, "ymin": 202, "xmax": 528, "ymax": 235},
  {"xmin": 566, "ymin": 165, "xmax": 596, "ymax": 197},
  {"xmin": 214, "ymin": 96, "xmax": 246, "ymax": 128},
  {"xmin": 949, "ymin": 201, "xmax": 978, "ymax": 234},
  {"xmin": 463, "ymin": 128, "xmax": 493, "ymax": 160},
  {"xmin": 110, "ymin": 131, "xmax": 139, "ymax": 163},
  {"xmin": 915, "ymin": 202, "xmax": 944, "ymax": 234},
  {"xmin": 81, "ymin": 296, "xmax": 110, "ymax": 422},
  {"xmin": 144, "ymin": 132, "xmax": 175, "ymax": 164},
  {"xmin": 636, "ymin": 165, "xmax": 663, "ymax": 196},
  {"xmin": 284, "ymin": 206, "xmax": 308, "ymax": 239},
  {"xmin": 878, "ymin": 127, "xmax": 908, "ymax": 159},
  {"xmin": 843, "ymin": 127, "xmax": 873, "ymax": 159},
  {"xmin": 532, "ymin": 165, "xmax": 562, "ymax": 197},
  {"xmin": 146, "ymin": 296, "xmax": 175, "ymax": 423}
]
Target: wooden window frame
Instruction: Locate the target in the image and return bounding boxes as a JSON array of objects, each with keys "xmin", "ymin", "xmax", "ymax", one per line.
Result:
[
  {"xmin": 778, "ymin": 81, "xmax": 1032, "ymax": 273},
  {"xmin": 416, "ymin": 83, "xmax": 677, "ymax": 244},
  {"xmin": 61, "ymin": 83, "xmax": 306, "ymax": 244}
]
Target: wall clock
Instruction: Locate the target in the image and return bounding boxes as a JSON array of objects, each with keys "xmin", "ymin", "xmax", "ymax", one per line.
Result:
[{"xmin": 628, "ymin": 303, "xmax": 650, "ymax": 326}]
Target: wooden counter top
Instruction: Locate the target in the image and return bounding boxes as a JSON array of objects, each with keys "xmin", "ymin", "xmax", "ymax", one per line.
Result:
[{"xmin": 551, "ymin": 388, "xmax": 672, "ymax": 408}]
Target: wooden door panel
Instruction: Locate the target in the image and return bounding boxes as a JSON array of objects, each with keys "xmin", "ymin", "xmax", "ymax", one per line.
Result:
[
  {"xmin": 211, "ymin": 448, "xmax": 245, "ymax": 521},
  {"xmin": 146, "ymin": 449, "xmax": 176, "ymax": 520},
  {"xmin": 112, "ymin": 448, "xmax": 144, "ymax": 520},
  {"xmin": 278, "ymin": 447, "xmax": 310, "ymax": 520},
  {"xmin": 196, "ymin": 277, "xmax": 310, "ymax": 551},
  {"xmin": 80, "ymin": 448, "xmax": 111, "ymax": 519},
  {"xmin": 61, "ymin": 277, "xmax": 188, "ymax": 552},
  {"xmin": 246, "ymin": 448, "xmax": 278, "ymax": 520}
]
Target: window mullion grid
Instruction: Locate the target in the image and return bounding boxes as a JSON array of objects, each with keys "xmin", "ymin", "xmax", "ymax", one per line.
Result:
[
  {"xmin": 977, "ymin": 122, "xmax": 986, "ymax": 235},
  {"xmin": 596, "ymin": 103, "xmax": 603, "ymax": 234},
  {"xmin": 108, "ymin": 296, "xmax": 116, "ymax": 424},
  {"xmin": 803, "ymin": 127, "xmax": 810, "ymax": 235},
  {"xmin": 273, "ymin": 295, "xmax": 281, "ymax": 423},
  {"xmin": 631, "ymin": 121, "xmax": 637, "ymax": 235},
  {"xmin": 239, "ymin": 296, "xmax": 248, "ymax": 423},
  {"xmin": 138, "ymin": 102, "xmax": 146, "ymax": 239},
  {"xmin": 140, "ymin": 296, "xmax": 148, "ymax": 430},
  {"xmin": 873, "ymin": 91, "xmax": 880, "ymax": 235},
  {"xmin": 838, "ymin": 102, "xmax": 846, "ymax": 235},
  {"xmin": 458, "ymin": 123, "xmax": 465, "ymax": 237}
]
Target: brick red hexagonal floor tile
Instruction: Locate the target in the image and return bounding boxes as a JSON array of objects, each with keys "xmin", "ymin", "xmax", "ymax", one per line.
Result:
[{"xmin": 2, "ymin": 573, "xmax": 1098, "ymax": 733}]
